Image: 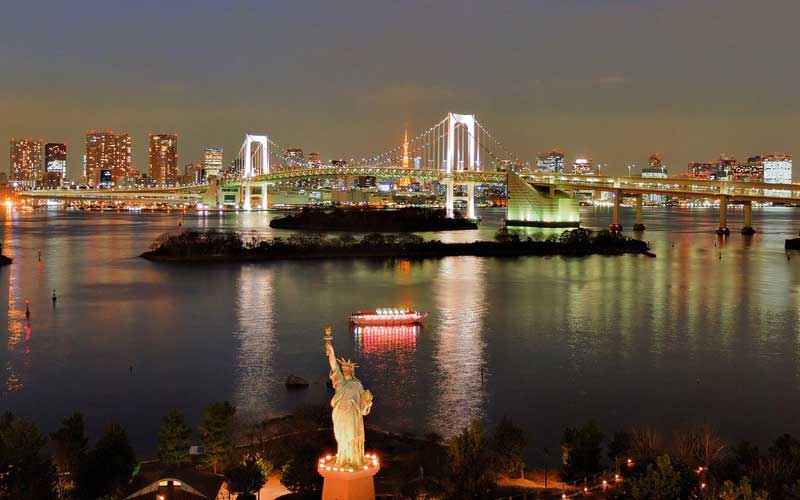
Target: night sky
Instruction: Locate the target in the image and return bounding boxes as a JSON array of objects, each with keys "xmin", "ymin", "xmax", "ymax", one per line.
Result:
[{"xmin": 2, "ymin": 0, "xmax": 799, "ymax": 176}]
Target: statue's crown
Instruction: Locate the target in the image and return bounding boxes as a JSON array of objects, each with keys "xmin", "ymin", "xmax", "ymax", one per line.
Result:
[{"xmin": 337, "ymin": 357, "xmax": 358, "ymax": 369}]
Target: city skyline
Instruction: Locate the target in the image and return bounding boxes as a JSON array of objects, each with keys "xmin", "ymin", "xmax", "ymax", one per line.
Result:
[{"xmin": 2, "ymin": 0, "xmax": 799, "ymax": 177}]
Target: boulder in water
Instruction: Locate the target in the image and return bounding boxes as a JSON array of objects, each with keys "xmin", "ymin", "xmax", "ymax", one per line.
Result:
[{"xmin": 285, "ymin": 374, "xmax": 309, "ymax": 389}]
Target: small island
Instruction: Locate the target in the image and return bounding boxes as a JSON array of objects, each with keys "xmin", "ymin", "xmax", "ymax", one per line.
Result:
[
  {"xmin": 141, "ymin": 227, "xmax": 651, "ymax": 263},
  {"xmin": 269, "ymin": 207, "xmax": 478, "ymax": 232}
]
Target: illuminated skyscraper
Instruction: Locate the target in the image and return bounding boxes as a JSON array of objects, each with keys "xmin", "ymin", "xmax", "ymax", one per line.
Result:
[
  {"xmin": 44, "ymin": 143, "xmax": 67, "ymax": 187},
  {"xmin": 85, "ymin": 131, "xmax": 131, "ymax": 186},
  {"xmin": 148, "ymin": 133, "xmax": 178, "ymax": 186},
  {"xmin": 9, "ymin": 138, "xmax": 44, "ymax": 188},
  {"xmin": 203, "ymin": 146, "xmax": 223, "ymax": 178}
]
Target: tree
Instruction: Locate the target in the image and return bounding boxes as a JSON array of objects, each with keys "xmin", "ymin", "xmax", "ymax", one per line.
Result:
[
  {"xmin": 494, "ymin": 227, "xmax": 520, "ymax": 244},
  {"xmin": 720, "ymin": 477, "xmax": 768, "ymax": 500},
  {"xmin": 628, "ymin": 454, "xmax": 681, "ymax": 500},
  {"xmin": 280, "ymin": 445, "xmax": 324, "ymax": 495},
  {"xmin": 446, "ymin": 420, "xmax": 496, "ymax": 499},
  {"xmin": 607, "ymin": 431, "xmax": 632, "ymax": 463},
  {"xmin": 75, "ymin": 422, "xmax": 136, "ymax": 499},
  {"xmin": 158, "ymin": 410, "xmax": 192, "ymax": 465},
  {"xmin": 50, "ymin": 412, "xmax": 89, "ymax": 494},
  {"xmin": 199, "ymin": 401, "xmax": 236, "ymax": 473},
  {"xmin": 491, "ymin": 416, "xmax": 528, "ymax": 478},
  {"xmin": 0, "ymin": 412, "xmax": 57, "ymax": 500},
  {"xmin": 560, "ymin": 420, "xmax": 604, "ymax": 481},
  {"xmin": 225, "ymin": 454, "xmax": 266, "ymax": 500}
]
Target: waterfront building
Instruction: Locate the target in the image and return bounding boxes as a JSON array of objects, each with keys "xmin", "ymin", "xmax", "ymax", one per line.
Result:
[
  {"xmin": 203, "ymin": 147, "xmax": 223, "ymax": 178},
  {"xmin": 308, "ymin": 152, "xmax": 322, "ymax": 167},
  {"xmin": 572, "ymin": 157, "xmax": 593, "ymax": 175},
  {"xmin": 85, "ymin": 131, "xmax": 132, "ymax": 186},
  {"xmin": 730, "ymin": 155, "xmax": 764, "ymax": 182},
  {"xmin": 641, "ymin": 158, "xmax": 668, "ymax": 203},
  {"xmin": 9, "ymin": 138, "xmax": 44, "ymax": 188},
  {"xmin": 688, "ymin": 155, "xmax": 735, "ymax": 180},
  {"xmin": 763, "ymin": 154, "xmax": 792, "ymax": 184},
  {"xmin": 44, "ymin": 143, "xmax": 67, "ymax": 186},
  {"xmin": 536, "ymin": 149, "xmax": 565, "ymax": 173},
  {"xmin": 148, "ymin": 133, "xmax": 178, "ymax": 186}
]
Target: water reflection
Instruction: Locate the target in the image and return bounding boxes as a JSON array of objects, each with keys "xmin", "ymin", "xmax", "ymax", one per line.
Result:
[
  {"xmin": 431, "ymin": 257, "xmax": 487, "ymax": 437},
  {"xmin": 232, "ymin": 266, "xmax": 276, "ymax": 418},
  {"xmin": 354, "ymin": 325, "xmax": 418, "ymax": 355}
]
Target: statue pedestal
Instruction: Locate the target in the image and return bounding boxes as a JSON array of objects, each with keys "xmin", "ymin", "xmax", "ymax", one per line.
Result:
[{"xmin": 318, "ymin": 455, "xmax": 380, "ymax": 500}]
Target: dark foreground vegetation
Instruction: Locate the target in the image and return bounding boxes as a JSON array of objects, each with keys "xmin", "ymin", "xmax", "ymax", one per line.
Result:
[
  {"xmin": 269, "ymin": 207, "xmax": 478, "ymax": 231},
  {"xmin": 5, "ymin": 404, "xmax": 800, "ymax": 500},
  {"xmin": 141, "ymin": 227, "xmax": 650, "ymax": 262},
  {"xmin": 0, "ymin": 243, "xmax": 10, "ymax": 266}
]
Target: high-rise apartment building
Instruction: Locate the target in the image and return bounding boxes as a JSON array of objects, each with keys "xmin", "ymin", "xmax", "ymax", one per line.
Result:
[
  {"xmin": 85, "ymin": 131, "xmax": 132, "ymax": 186},
  {"xmin": 9, "ymin": 138, "xmax": 44, "ymax": 188},
  {"xmin": 203, "ymin": 147, "xmax": 223, "ymax": 178},
  {"xmin": 148, "ymin": 134, "xmax": 178, "ymax": 186},
  {"xmin": 43, "ymin": 143, "xmax": 67, "ymax": 187}
]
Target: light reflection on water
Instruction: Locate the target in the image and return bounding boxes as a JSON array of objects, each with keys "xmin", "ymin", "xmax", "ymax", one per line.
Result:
[
  {"xmin": 2, "ymin": 206, "xmax": 800, "ymax": 459},
  {"xmin": 431, "ymin": 257, "xmax": 487, "ymax": 436},
  {"xmin": 232, "ymin": 266, "xmax": 276, "ymax": 417}
]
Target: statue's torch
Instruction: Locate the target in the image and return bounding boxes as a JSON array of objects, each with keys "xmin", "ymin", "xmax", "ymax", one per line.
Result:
[{"xmin": 324, "ymin": 326, "xmax": 333, "ymax": 350}]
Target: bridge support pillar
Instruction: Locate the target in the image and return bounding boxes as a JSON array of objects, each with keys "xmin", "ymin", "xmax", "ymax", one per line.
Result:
[
  {"xmin": 716, "ymin": 195, "xmax": 730, "ymax": 235},
  {"xmin": 609, "ymin": 189, "xmax": 623, "ymax": 232},
  {"xmin": 741, "ymin": 200, "xmax": 755, "ymax": 235},
  {"xmin": 260, "ymin": 183, "xmax": 269, "ymax": 210},
  {"xmin": 243, "ymin": 182, "xmax": 252, "ymax": 211},
  {"xmin": 633, "ymin": 195, "xmax": 646, "ymax": 231},
  {"xmin": 467, "ymin": 182, "xmax": 476, "ymax": 220},
  {"xmin": 445, "ymin": 178, "xmax": 454, "ymax": 218}
]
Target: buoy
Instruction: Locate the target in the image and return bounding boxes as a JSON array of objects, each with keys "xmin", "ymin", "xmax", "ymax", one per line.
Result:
[
  {"xmin": 25, "ymin": 299, "xmax": 30, "ymax": 318},
  {"xmin": 37, "ymin": 249, "xmax": 42, "ymax": 261},
  {"xmin": 52, "ymin": 289, "xmax": 57, "ymax": 305}
]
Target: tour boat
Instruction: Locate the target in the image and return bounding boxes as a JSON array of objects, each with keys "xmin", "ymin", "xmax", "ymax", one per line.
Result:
[{"xmin": 349, "ymin": 307, "xmax": 428, "ymax": 326}]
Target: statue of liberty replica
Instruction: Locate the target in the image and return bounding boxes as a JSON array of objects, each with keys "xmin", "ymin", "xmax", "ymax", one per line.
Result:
[{"xmin": 319, "ymin": 327, "xmax": 379, "ymax": 499}]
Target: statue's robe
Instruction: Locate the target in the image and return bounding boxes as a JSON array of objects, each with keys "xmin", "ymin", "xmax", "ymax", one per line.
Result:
[{"xmin": 330, "ymin": 364, "xmax": 369, "ymax": 468}]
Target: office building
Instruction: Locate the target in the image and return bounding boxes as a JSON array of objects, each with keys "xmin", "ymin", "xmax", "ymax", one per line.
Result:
[
  {"xmin": 536, "ymin": 149, "xmax": 565, "ymax": 173},
  {"xmin": 148, "ymin": 133, "xmax": 178, "ymax": 186},
  {"xmin": 85, "ymin": 131, "xmax": 132, "ymax": 186},
  {"xmin": 572, "ymin": 157, "xmax": 593, "ymax": 175},
  {"xmin": 203, "ymin": 147, "xmax": 223, "ymax": 178},
  {"xmin": 9, "ymin": 138, "xmax": 44, "ymax": 188},
  {"xmin": 763, "ymin": 154, "xmax": 792, "ymax": 184}
]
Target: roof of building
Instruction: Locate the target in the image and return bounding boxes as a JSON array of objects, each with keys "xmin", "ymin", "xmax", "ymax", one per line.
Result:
[{"xmin": 125, "ymin": 461, "xmax": 225, "ymax": 500}]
